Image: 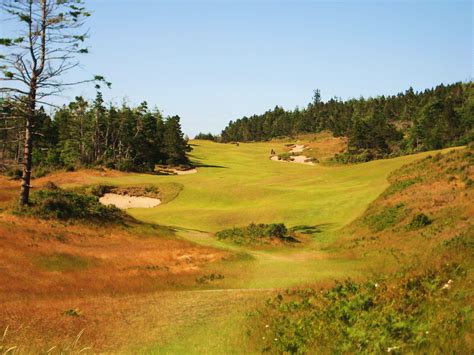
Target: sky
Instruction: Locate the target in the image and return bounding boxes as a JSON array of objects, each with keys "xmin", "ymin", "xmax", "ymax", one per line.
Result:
[{"xmin": 1, "ymin": 0, "xmax": 473, "ymax": 136}]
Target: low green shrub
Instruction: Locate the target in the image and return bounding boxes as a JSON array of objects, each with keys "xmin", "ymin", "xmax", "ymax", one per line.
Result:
[
  {"xmin": 15, "ymin": 185, "xmax": 124, "ymax": 223},
  {"xmin": 382, "ymin": 178, "xmax": 421, "ymax": 198},
  {"xmin": 196, "ymin": 273, "xmax": 225, "ymax": 284},
  {"xmin": 407, "ymin": 213, "xmax": 432, "ymax": 230},
  {"xmin": 89, "ymin": 184, "xmax": 115, "ymax": 197},
  {"xmin": 33, "ymin": 165, "xmax": 51, "ymax": 178},
  {"xmin": 216, "ymin": 223, "xmax": 294, "ymax": 245},
  {"xmin": 253, "ymin": 263, "xmax": 471, "ymax": 353},
  {"xmin": 5, "ymin": 166, "xmax": 22, "ymax": 180},
  {"xmin": 365, "ymin": 203, "xmax": 407, "ymax": 231},
  {"xmin": 278, "ymin": 153, "xmax": 293, "ymax": 161}
]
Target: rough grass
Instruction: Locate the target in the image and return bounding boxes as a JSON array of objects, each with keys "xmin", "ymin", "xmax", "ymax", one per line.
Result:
[
  {"xmin": 253, "ymin": 260, "xmax": 472, "ymax": 354},
  {"xmin": 251, "ymin": 146, "xmax": 474, "ymax": 354},
  {"xmin": 33, "ymin": 253, "xmax": 98, "ymax": 272}
]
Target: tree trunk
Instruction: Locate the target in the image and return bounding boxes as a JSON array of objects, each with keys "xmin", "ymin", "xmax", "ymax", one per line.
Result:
[{"xmin": 19, "ymin": 82, "xmax": 36, "ymax": 205}]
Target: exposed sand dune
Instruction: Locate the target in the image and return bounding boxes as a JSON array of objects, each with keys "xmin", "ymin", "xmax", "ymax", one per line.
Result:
[{"xmin": 99, "ymin": 193, "xmax": 161, "ymax": 209}]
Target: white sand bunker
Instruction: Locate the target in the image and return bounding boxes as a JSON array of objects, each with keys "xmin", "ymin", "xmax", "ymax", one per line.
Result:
[
  {"xmin": 99, "ymin": 193, "xmax": 161, "ymax": 209},
  {"xmin": 169, "ymin": 168, "xmax": 197, "ymax": 175},
  {"xmin": 290, "ymin": 144, "xmax": 305, "ymax": 153},
  {"xmin": 271, "ymin": 144, "xmax": 315, "ymax": 165}
]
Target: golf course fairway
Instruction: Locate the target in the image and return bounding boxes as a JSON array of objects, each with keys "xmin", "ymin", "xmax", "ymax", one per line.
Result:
[{"xmin": 83, "ymin": 139, "xmax": 452, "ymax": 353}]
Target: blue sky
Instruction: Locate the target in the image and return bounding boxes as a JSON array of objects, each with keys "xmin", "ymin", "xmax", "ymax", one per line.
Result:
[{"xmin": 2, "ymin": 0, "xmax": 473, "ymax": 136}]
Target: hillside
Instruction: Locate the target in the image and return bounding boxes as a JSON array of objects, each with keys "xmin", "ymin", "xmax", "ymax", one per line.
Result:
[{"xmin": 252, "ymin": 145, "xmax": 473, "ymax": 353}]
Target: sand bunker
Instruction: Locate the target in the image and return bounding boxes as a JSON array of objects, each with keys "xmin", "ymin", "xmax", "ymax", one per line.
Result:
[
  {"xmin": 156, "ymin": 167, "xmax": 198, "ymax": 175},
  {"xmin": 99, "ymin": 193, "xmax": 161, "ymax": 209},
  {"xmin": 271, "ymin": 144, "xmax": 315, "ymax": 165},
  {"xmin": 169, "ymin": 168, "xmax": 198, "ymax": 175},
  {"xmin": 291, "ymin": 155, "xmax": 314, "ymax": 165},
  {"xmin": 290, "ymin": 144, "xmax": 305, "ymax": 153}
]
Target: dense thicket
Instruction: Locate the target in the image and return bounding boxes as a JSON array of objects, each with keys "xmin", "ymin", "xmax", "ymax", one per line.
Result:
[
  {"xmin": 0, "ymin": 94, "xmax": 190, "ymax": 172},
  {"xmin": 194, "ymin": 132, "xmax": 217, "ymax": 141},
  {"xmin": 221, "ymin": 82, "xmax": 473, "ymax": 161}
]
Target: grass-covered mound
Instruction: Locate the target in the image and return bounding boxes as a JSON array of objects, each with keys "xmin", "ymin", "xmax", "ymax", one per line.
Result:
[
  {"xmin": 16, "ymin": 182, "xmax": 125, "ymax": 222},
  {"xmin": 216, "ymin": 223, "xmax": 298, "ymax": 245}
]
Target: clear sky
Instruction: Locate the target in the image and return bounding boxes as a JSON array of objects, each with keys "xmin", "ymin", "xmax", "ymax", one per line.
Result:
[{"xmin": 2, "ymin": 0, "xmax": 473, "ymax": 136}]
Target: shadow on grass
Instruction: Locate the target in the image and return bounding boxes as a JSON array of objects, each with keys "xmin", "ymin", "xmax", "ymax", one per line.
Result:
[{"xmin": 290, "ymin": 223, "xmax": 334, "ymax": 235}]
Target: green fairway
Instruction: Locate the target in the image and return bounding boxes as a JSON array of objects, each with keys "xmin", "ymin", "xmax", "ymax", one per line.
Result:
[{"xmin": 100, "ymin": 140, "xmax": 440, "ymax": 235}]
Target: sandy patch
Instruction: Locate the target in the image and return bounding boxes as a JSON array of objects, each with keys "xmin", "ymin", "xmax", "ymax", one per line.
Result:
[
  {"xmin": 99, "ymin": 193, "xmax": 161, "ymax": 209},
  {"xmin": 291, "ymin": 155, "xmax": 315, "ymax": 165},
  {"xmin": 290, "ymin": 144, "xmax": 305, "ymax": 153},
  {"xmin": 270, "ymin": 145, "xmax": 315, "ymax": 165},
  {"xmin": 169, "ymin": 168, "xmax": 198, "ymax": 175}
]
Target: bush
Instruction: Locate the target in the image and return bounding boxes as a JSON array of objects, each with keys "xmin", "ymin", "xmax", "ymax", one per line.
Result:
[
  {"xmin": 33, "ymin": 165, "xmax": 51, "ymax": 178},
  {"xmin": 253, "ymin": 263, "xmax": 471, "ymax": 353},
  {"xmin": 5, "ymin": 166, "xmax": 22, "ymax": 180},
  {"xmin": 216, "ymin": 223, "xmax": 292, "ymax": 245},
  {"xmin": 89, "ymin": 184, "xmax": 115, "ymax": 197},
  {"xmin": 365, "ymin": 203, "xmax": 406, "ymax": 231},
  {"xmin": 381, "ymin": 178, "xmax": 421, "ymax": 198},
  {"xmin": 407, "ymin": 213, "xmax": 432, "ymax": 230},
  {"xmin": 16, "ymin": 186, "xmax": 124, "ymax": 223},
  {"xmin": 266, "ymin": 223, "xmax": 288, "ymax": 238}
]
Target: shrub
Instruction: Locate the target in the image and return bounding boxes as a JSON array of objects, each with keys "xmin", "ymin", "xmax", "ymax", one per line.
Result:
[
  {"xmin": 253, "ymin": 263, "xmax": 471, "ymax": 353},
  {"xmin": 365, "ymin": 203, "xmax": 406, "ymax": 231},
  {"xmin": 277, "ymin": 153, "xmax": 293, "ymax": 161},
  {"xmin": 216, "ymin": 223, "xmax": 293, "ymax": 245},
  {"xmin": 16, "ymin": 186, "xmax": 124, "ymax": 223},
  {"xmin": 266, "ymin": 223, "xmax": 288, "ymax": 238},
  {"xmin": 407, "ymin": 213, "xmax": 432, "ymax": 230},
  {"xmin": 89, "ymin": 184, "xmax": 115, "ymax": 197},
  {"xmin": 5, "ymin": 166, "xmax": 22, "ymax": 180},
  {"xmin": 33, "ymin": 165, "xmax": 51, "ymax": 178},
  {"xmin": 382, "ymin": 178, "xmax": 421, "ymax": 198}
]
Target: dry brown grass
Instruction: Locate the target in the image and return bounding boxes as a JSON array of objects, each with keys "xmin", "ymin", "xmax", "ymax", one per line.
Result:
[
  {"xmin": 333, "ymin": 147, "xmax": 474, "ymax": 273},
  {"xmin": 275, "ymin": 131, "xmax": 348, "ymax": 162},
  {"xmin": 0, "ymin": 171, "xmax": 231, "ymax": 351}
]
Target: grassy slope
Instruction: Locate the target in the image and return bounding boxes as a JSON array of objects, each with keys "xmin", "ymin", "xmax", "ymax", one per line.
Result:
[
  {"xmin": 252, "ymin": 147, "xmax": 473, "ymax": 353},
  {"xmin": 0, "ymin": 140, "xmax": 467, "ymax": 353}
]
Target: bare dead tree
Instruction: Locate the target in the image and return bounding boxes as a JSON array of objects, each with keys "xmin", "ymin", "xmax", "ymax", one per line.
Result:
[{"xmin": 1, "ymin": 0, "xmax": 109, "ymax": 205}]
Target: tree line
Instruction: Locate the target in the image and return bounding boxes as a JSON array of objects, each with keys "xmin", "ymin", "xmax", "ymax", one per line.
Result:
[
  {"xmin": 219, "ymin": 82, "xmax": 473, "ymax": 161},
  {"xmin": 1, "ymin": 94, "xmax": 190, "ymax": 172}
]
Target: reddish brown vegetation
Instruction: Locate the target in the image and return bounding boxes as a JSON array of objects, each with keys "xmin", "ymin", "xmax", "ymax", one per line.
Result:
[{"xmin": 0, "ymin": 172, "xmax": 229, "ymax": 351}]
